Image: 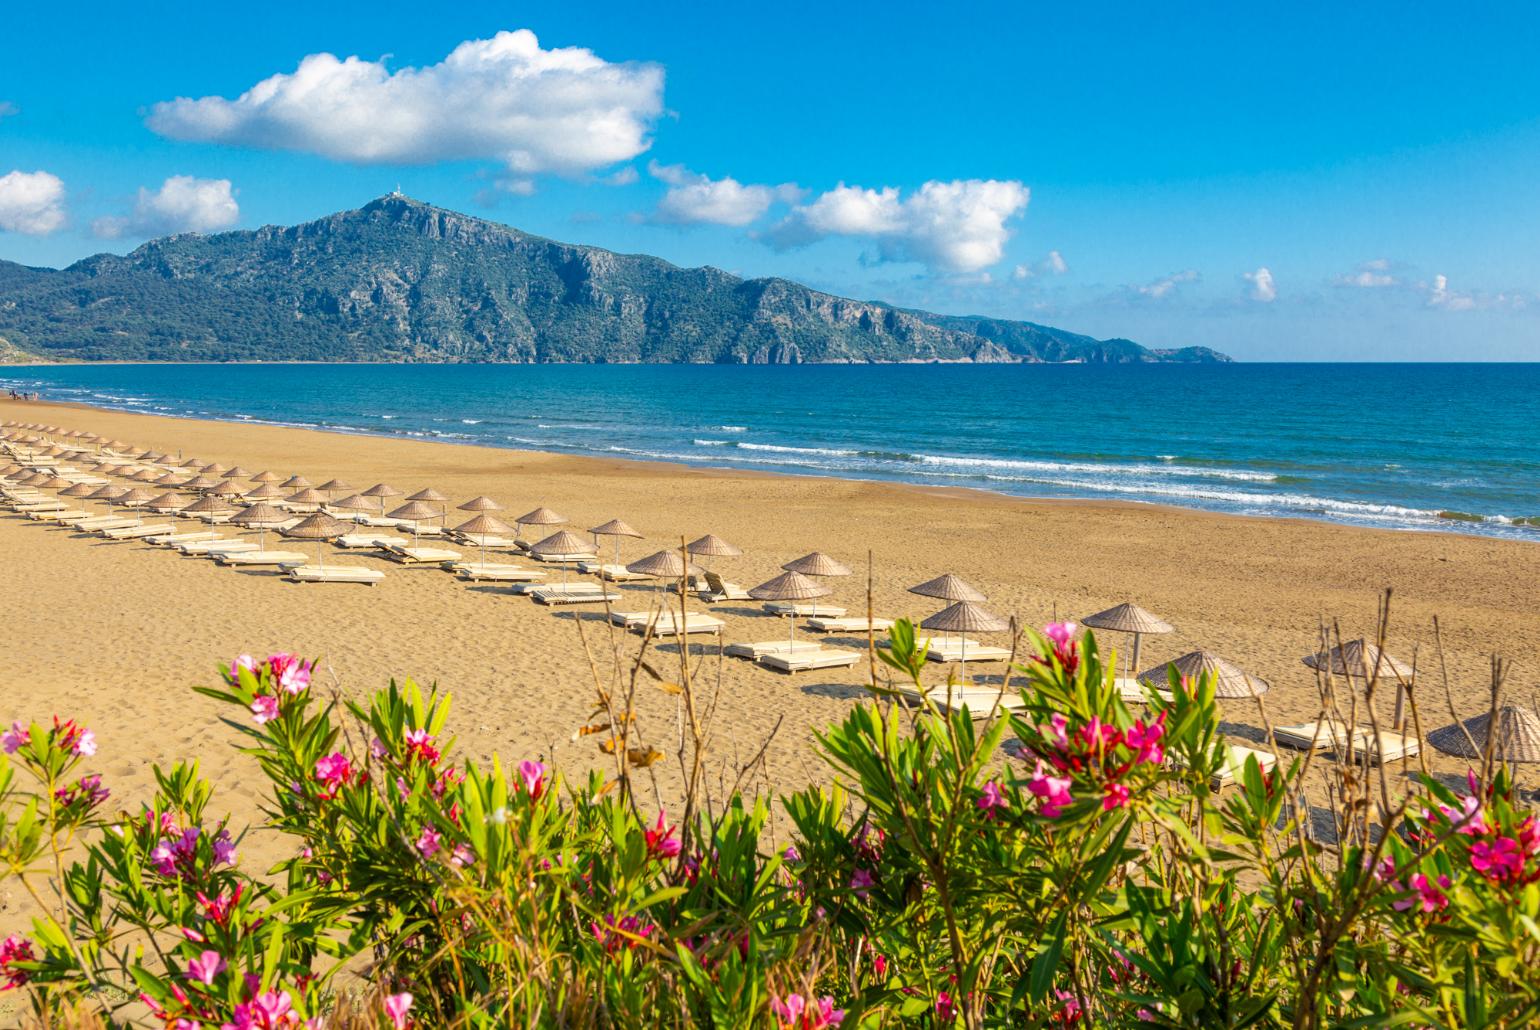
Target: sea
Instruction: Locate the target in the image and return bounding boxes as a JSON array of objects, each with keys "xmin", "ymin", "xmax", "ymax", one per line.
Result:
[{"xmin": 3, "ymin": 362, "xmax": 1537, "ymax": 540}]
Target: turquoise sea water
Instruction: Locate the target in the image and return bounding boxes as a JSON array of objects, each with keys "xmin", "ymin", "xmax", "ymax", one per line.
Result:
[{"xmin": 3, "ymin": 363, "xmax": 1537, "ymax": 539}]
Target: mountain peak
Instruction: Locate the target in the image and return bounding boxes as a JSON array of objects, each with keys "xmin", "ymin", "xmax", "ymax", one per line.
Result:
[{"xmin": 0, "ymin": 197, "xmax": 1230, "ymax": 365}]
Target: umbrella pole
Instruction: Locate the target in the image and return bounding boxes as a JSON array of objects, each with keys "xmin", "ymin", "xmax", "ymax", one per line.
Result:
[{"xmin": 1131, "ymin": 633, "xmax": 1143, "ymax": 681}]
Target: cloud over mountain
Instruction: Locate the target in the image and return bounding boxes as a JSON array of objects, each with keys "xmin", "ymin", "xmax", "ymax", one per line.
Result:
[
  {"xmin": 648, "ymin": 162, "xmax": 802, "ymax": 226},
  {"xmin": 146, "ymin": 30, "xmax": 664, "ymax": 178},
  {"xmin": 92, "ymin": 176, "xmax": 239, "ymax": 239}
]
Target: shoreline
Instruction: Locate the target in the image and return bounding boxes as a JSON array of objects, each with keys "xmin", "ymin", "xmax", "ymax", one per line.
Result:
[{"xmin": 6, "ymin": 392, "xmax": 1532, "ymax": 547}]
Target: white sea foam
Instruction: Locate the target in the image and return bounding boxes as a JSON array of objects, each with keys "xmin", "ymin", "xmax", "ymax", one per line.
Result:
[
  {"xmin": 718, "ymin": 425, "xmax": 747, "ymax": 432},
  {"xmin": 737, "ymin": 442, "xmax": 862, "ymax": 457},
  {"xmin": 461, "ymin": 418, "xmax": 483, "ymax": 424},
  {"xmin": 693, "ymin": 439, "xmax": 729, "ymax": 446}
]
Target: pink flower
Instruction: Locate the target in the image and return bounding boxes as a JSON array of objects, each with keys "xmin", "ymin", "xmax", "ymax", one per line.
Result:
[
  {"xmin": 402, "ymin": 728, "xmax": 439, "ymax": 764},
  {"xmin": 935, "ymin": 991, "xmax": 957, "ymax": 1021},
  {"xmin": 185, "ymin": 950, "xmax": 226, "ymax": 985},
  {"xmin": 1028, "ymin": 759, "xmax": 1074, "ymax": 818},
  {"xmin": 1041, "ymin": 713, "xmax": 1069, "ymax": 750},
  {"xmin": 212, "ymin": 830, "xmax": 237, "ymax": 867},
  {"xmin": 450, "ymin": 843, "xmax": 475, "ymax": 869},
  {"xmin": 769, "ymin": 992, "xmax": 845, "ymax": 1028},
  {"xmin": 1054, "ymin": 988, "xmax": 1083, "ymax": 1024},
  {"xmin": 1392, "ymin": 873, "xmax": 1451, "ymax": 914},
  {"xmin": 590, "ymin": 913, "xmax": 654, "ymax": 954},
  {"xmin": 250, "ymin": 695, "xmax": 279, "ymax": 725},
  {"xmin": 1, "ymin": 934, "xmax": 35, "ymax": 991},
  {"xmin": 370, "ymin": 737, "xmax": 388, "ymax": 760},
  {"xmin": 1470, "ymin": 837, "xmax": 1524, "ymax": 883},
  {"xmin": 415, "ymin": 826, "xmax": 441, "ymax": 859},
  {"xmin": 1102, "ymin": 782, "xmax": 1131, "ymax": 811},
  {"xmin": 267, "ymin": 653, "xmax": 312, "ymax": 695},
  {"xmin": 50, "ymin": 717, "xmax": 96, "ymax": 756},
  {"xmin": 849, "ymin": 868, "xmax": 875, "ymax": 896},
  {"xmin": 224, "ymin": 654, "xmax": 259, "ymax": 684},
  {"xmin": 977, "ymin": 780, "xmax": 1008, "ymax": 818},
  {"xmin": 384, "ymin": 992, "xmax": 413, "ymax": 1029},
  {"xmin": 1043, "ymin": 622, "xmax": 1077, "ymax": 649},
  {"xmin": 1124, "ymin": 715, "xmax": 1166, "ymax": 766},
  {"xmin": 2, "ymin": 720, "xmax": 27, "ymax": 754},
  {"xmin": 519, "ymin": 759, "xmax": 547, "ymax": 799},
  {"xmin": 313, "ymin": 753, "xmax": 353, "ymax": 797},
  {"xmin": 645, "ymin": 810, "xmax": 682, "ymax": 859}
]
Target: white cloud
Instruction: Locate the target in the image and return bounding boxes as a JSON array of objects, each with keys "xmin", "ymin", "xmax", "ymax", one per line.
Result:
[
  {"xmin": 1244, "ymin": 266, "xmax": 1276, "ymax": 302},
  {"xmin": 92, "ymin": 176, "xmax": 239, "ymax": 239},
  {"xmin": 1042, "ymin": 249, "xmax": 1068, "ymax": 275},
  {"xmin": 1338, "ymin": 258, "xmax": 1398, "ymax": 288},
  {"xmin": 1012, "ymin": 264, "xmax": 1031, "ymax": 280},
  {"xmin": 648, "ymin": 161, "xmax": 801, "ymax": 227},
  {"xmin": 0, "ymin": 170, "xmax": 67, "ymax": 235},
  {"xmin": 1426, "ymin": 273, "xmax": 1476, "ymax": 311},
  {"xmin": 767, "ymin": 179, "xmax": 1030, "ymax": 273},
  {"xmin": 146, "ymin": 30, "xmax": 664, "ymax": 178},
  {"xmin": 1134, "ymin": 269, "xmax": 1199, "ymax": 298},
  {"xmin": 605, "ymin": 165, "xmax": 639, "ymax": 186},
  {"xmin": 0, "ymin": 101, "xmax": 17, "ymax": 119}
]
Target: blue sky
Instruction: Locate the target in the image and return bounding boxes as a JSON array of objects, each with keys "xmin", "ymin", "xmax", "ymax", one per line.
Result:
[{"xmin": 1, "ymin": 2, "xmax": 1537, "ymax": 360}]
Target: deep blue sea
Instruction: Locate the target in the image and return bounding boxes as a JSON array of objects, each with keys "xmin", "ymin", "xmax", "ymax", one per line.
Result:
[{"xmin": 4, "ymin": 363, "xmax": 1538, "ymax": 539}]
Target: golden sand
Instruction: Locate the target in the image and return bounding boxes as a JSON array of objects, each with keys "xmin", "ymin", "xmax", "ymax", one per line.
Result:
[{"xmin": 2, "ymin": 397, "xmax": 1537, "ymax": 874}]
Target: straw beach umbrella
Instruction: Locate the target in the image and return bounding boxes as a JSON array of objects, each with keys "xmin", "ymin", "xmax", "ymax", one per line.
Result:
[
  {"xmin": 362, "ymin": 483, "xmax": 403, "ymax": 516},
  {"xmin": 245, "ymin": 483, "xmax": 287, "ymax": 501},
  {"xmin": 1304, "ymin": 639, "xmax": 1416, "ymax": 727},
  {"xmin": 250, "ymin": 471, "xmax": 283, "ymax": 484},
  {"xmin": 286, "ymin": 488, "xmax": 331, "ymax": 512},
  {"xmin": 516, "ymin": 506, "xmax": 566, "ymax": 546},
  {"xmin": 783, "ymin": 552, "xmax": 852, "ymax": 577},
  {"xmin": 688, "ymin": 534, "xmax": 742, "ymax": 560},
  {"xmin": 908, "ymin": 573, "xmax": 986, "ymax": 603},
  {"xmin": 389, "ymin": 500, "xmax": 441, "ymax": 546},
  {"xmin": 921, "ymin": 600, "xmax": 1009, "ymax": 670},
  {"xmin": 181, "ymin": 475, "xmax": 220, "ymax": 492},
  {"xmin": 458, "ymin": 495, "xmax": 503, "ymax": 513},
  {"xmin": 114, "ymin": 487, "xmax": 159, "ymax": 524},
  {"xmin": 1138, "ymin": 650, "xmax": 1268, "ymax": 699},
  {"xmin": 1083, "ymin": 603, "xmax": 1174, "ymax": 678},
  {"xmin": 407, "ymin": 487, "xmax": 449, "ymax": 525},
  {"xmin": 207, "ymin": 480, "xmax": 248, "ymax": 498},
  {"xmin": 281, "ymin": 475, "xmax": 312, "ymax": 490},
  {"xmin": 224, "ymin": 466, "xmax": 253, "ymax": 479},
  {"xmin": 231, "ymin": 501, "xmax": 291, "ymax": 549},
  {"xmin": 145, "ymin": 492, "xmax": 188, "ymax": 514},
  {"xmin": 281, "ymin": 513, "xmax": 350, "ymax": 572},
  {"xmin": 592, "ymin": 518, "xmax": 644, "ymax": 565},
  {"xmin": 453, "ymin": 513, "xmax": 515, "ymax": 565},
  {"xmin": 749, "ymin": 571, "xmax": 833, "ymax": 654},
  {"xmin": 318, "ymin": 479, "xmax": 355, "ymax": 498},
  {"xmin": 182, "ymin": 494, "xmax": 237, "ymax": 521},
  {"xmin": 1429, "ymin": 706, "xmax": 1540, "ymax": 763},
  {"xmin": 531, "ymin": 529, "xmax": 596, "ymax": 587},
  {"xmin": 627, "ymin": 548, "xmax": 687, "ymax": 606},
  {"xmin": 87, "ymin": 485, "xmax": 126, "ymax": 516}
]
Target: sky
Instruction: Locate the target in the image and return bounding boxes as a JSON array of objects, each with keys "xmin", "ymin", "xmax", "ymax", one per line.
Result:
[{"xmin": 1, "ymin": 2, "xmax": 1538, "ymax": 361}]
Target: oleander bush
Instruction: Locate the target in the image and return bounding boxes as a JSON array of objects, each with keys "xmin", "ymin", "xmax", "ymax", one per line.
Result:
[{"xmin": 2, "ymin": 619, "xmax": 1538, "ymax": 1028}]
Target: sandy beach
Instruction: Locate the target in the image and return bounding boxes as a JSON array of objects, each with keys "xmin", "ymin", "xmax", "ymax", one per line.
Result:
[{"xmin": 2, "ymin": 396, "xmax": 1538, "ymax": 881}]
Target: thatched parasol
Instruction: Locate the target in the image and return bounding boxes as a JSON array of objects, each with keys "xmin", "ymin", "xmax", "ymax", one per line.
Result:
[
  {"xmin": 749, "ymin": 571, "xmax": 832, "ymax": 652},
  {"xmin": 145, "ymin": 492, "xmax": 188, "ymax": 514},
  {"xmin": 182, "ymin": 494, "xmax": 236, "ymax": 519},
  {"xmin": 1304, "ymin": 639, "xmax": 1416, "ymax": 727},
  {"xmin": 250, "ymin": 471, "xmax": 283, "ymax": 484},
  {"xmin": 317, "ymin": 479, "xmax": 355, "ymax": 497},
  {"xmin": 155, "ymin": 473, "xmax": 189, "ymax": 487},
  {"xmin": 406, "ymin": 488, "xmax": 449, "ymax": 527},
  {"xmin": 114, "ymin": 487, "xmax": 160, "ymax": 523},
  {"xmin": 180, "ymin": 475, "xmax": 220, "ymax": 492},
  {"xmin": 627, "ymin": 548, "xmax": 688, "ymax": 605},
  {"xmin": 458, "ymin": 496, "xmax": 503, "ymax": 512},
  {"xmin": 245, "ymin": 483, "xmax": 287, "ymax": 501},
  {"xmin": 281, "ymin": 513, "xmax": 350, "ymax": 571},
  {"xmin": 285, "ymin": 488, "xmax": 331, "ymax": 510},
  {"xmin": 224, "ymin": 466, "xmax": 253, "ymax": 479},
  {"xmin": 531, "ymin": 529, "xmax": 596, "ymax": 587},
  {"xmin": 782, "ymin": 551, "xmax": 852, "ymax": 577},
  {"xmin": 207, "ymin": 480, "xmax": 248, "ymax": 498},
  {"xmin": 921, "ymin": 601, "xmax": 1009, "ymax": 668},
  {"xmin": 453, "ymin": 513, "xmax": 515, "ymax": 565},
  {"xmin": 61, "ymin": 482, "xmax": 98, "ymax": 500},
  {"xmin": 281, "ymin": 475, "xmax": 312, "ymax": 490},
  {"xmin": 1138, "ymin": 650, "xmax": 1268, "ymax": 699},
  {"xmin": 687, "ymin": 534, "xmax": 742, "ymax": 558},
  {"xmin": 1083, "ymin": 602, "xmax": 1174, "ymax": 678},
  {"xmin": 87, "ymin": 485, "xmax": 127, "ymax": 514},
  {"xmin": 362, "ymin": 483, "xmax": 403, "ymax": 516},
  {"xmin": 1428, "ymin": 706, "xmax": 1540, "ymax": 763},
  {"xmin": 231, "ymin": 501, "xmax": 291, "ymax": 548},
  {"xmin": 591, "ymin": 518, "xmax": 644, "ymax": 565},
  {"xmin": 908, "ymin": 574, "xmax": 986, "ymax": 603},
  {"xmin": 388, "ymin": 500, "xmax": 441, "ymax": 545},
  {"xmin": 515, "ymin": 506, "xmax": 567, "ymax": 545}
]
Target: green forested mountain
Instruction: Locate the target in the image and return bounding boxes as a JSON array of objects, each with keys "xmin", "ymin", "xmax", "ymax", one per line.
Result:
[{"xmin": 0, "ymin": 195, "xmax": 1229, "ymax": 364}]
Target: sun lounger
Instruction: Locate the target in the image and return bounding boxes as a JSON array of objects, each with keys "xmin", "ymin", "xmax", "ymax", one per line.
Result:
[
  {"xmin": 531, "ymin": 552, "xmax": 591, "ymax": 565},
  {"xmin": 336, "ymin": 533, "xmax": 408, "ymax": 549},
  {"xmin": 13, "ymin": 500, "xmax": 68, "ymax": 513},
  {"xmin": 757, "ymin": 648, "xmax": 863, "ymax": 674},
  {"xmin": 74, "ymin": 517, "xmax": 140, "ymax": 533},
  {"xmin": 724, "ymin": 639, "xmax": 825, "ymax": 660},
  {"xmin": 894, "ymin": 683, "xmax": 1026, "ymax": 716},
  {"xmin": 287, "ymin": 565, "xmax": 385, "ymax": 586},
  {"xmin": 763, "ymin": 602, "xmax": 848, "ymax": 618},
  {"xmin": 146, "ymin": 530, "xmax": 221, "ymax": 546},
  {"xmin": 1115, "ymin": 677, "xmax": 1175, "ymax": 703},
  {"xmin": 100, "ymin": 523, "xmax": 175, "ymax": 540},
  {"xmin": 347, "ymin": 514, "xmax": 399, "ymax": 528},
  {"xmin": 609, "ymin": 610, "xmax": 726, "ymax": 634},
  {"xmin": 381, "ymin": 545, "xmax": 463, "ymax": 565},
  {"xmin": 451, "ymin": 533, "xmax": 518, "ymax": 549},
  {"xmin": 530, "ymin": 585, "xmax": 622, "ymax": 605},
  {"xmin": 215, "ymin": 550, "xmax": 311, "ymax": 567},
  {"xmin": 452, "ymin": 563, "xmax": 547, "ymax": 582},
  {"xmin": 578, "ymin": 561, "xmax": 652, "ymax": 582},
  {"xmin": 29, "ymin": 509, "xmax": 91, "ymax": 522},
  {"xmin": 1273, "ymin": 721, "xmax": 1421, "ymax": 763},
  {"xmin": 806, "ymin": 616, "xmax": 895, "ymax": 633},
  {"xmin": 921, "ymin": 639, "xmax": 1013, "ymax": 663},
  {"xmin": 177, "ymin": 540, "xmax": 261, "ymax": 556},
  {"xmin": 697, "ymin": 571, "xmax": 752, "ymax": 602}
]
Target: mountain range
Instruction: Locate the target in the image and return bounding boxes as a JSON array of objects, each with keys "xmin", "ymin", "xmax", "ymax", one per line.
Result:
[{"xmin": 0, "ymin": 195, "xmax": 1229, "ymax": 365}]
